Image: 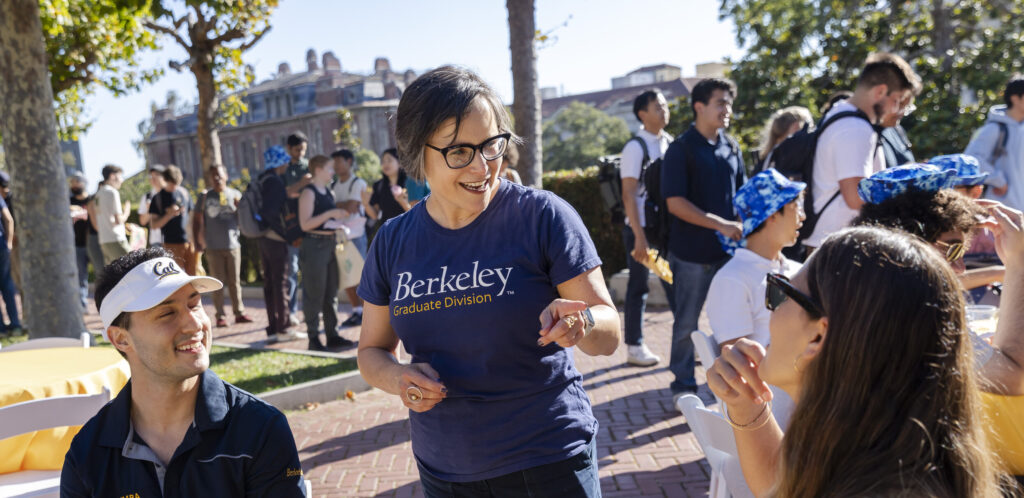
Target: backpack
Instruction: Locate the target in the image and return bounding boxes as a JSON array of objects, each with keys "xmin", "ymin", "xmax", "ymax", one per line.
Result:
[
  {"xmin": 238, "ymin": 173, "xmax": 269, "ymax": 238},
  {"xmin": 597, "ymin": 154, "xmax": 627, "ymax": 224},
  {"xmin": 767, "ymin": 110, "xmax": 874, "ymax": 250},
  {"xmin": 991, "ymin": 121, "xmax": 1009, "ymax": 161},
  {"xmin": 636, "ymin": 139, "xmax": 670, "ymax": 254}
]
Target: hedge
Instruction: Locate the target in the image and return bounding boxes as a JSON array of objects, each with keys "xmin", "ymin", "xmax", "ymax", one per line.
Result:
[{"xmin": 542, "ymin": 166, "xmax": 626, "ymax": 279}]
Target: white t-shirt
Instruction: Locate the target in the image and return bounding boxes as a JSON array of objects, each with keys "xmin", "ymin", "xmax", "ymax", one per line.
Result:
[
  {"xmin": 139, "ymin": 188, "xmax": 162, "ymax": 244},
  {"xmin": 96, "ymin": 184, "xmax": 127, "ymax": 244},
  {"xmin": 804, "ymin": 101, "xmax": 884, "ymax": 247},
  {"xmin": 705, "ymin": 248, "xmax": 801, "ymax": 347},
  {"xmin": 332, "ymin": 175, "xmax": 368, "ymax": 239},
  {"xmin": 619, "ymin": 127, "xmax": 672, "ymax": 227}
]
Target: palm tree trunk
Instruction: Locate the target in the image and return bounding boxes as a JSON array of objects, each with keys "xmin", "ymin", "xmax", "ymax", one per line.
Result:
[{"xmin": 507, "ymin": 0, "xmax": 543, "ymax": 188}]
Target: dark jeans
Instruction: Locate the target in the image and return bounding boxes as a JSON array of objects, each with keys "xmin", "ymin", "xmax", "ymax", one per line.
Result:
[
  {"xmin": 667, "ymin": 253, "xmax": 726, "ymax": 393},
  {"xmin": 418, "ymin": 437, "xmax": 600, "ymax": 498},
  {"xmin": 622, "ymin": 226, "xmax": 675, "ymax": 346},
  {"xmin": 75, "ymin": 246, "xmax": 89, "ymax": 310},
  {"xmin": 0, "ymin": 243, "xmax": 21, "ymax": 330},
  {"xmin": 299, "ymin": 235, "xmax": 340, "ymax": 342},
  {"xmin": 259, "ymin": 237, "xmax": 289, "ymax": 337},
  {"xmin": 86, "ymin": 231, "xmax": 105, "ymax": 283}
]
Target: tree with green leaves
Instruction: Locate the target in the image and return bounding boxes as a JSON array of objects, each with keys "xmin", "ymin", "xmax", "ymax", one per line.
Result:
[
  {"xmin": 542, "ymin": 101, "xmax": 630, "ymax": 171},
  {"xmin": 0, "ymin": 0, "xmax": 86, "ymax": 337},
  {"xmin": 42, "ymin": 0, "xmax": 160, "ymax": 140},
  {"xmin": 719, "ymin": 0, "xmax": 1024, "ymax": 160},
  {"xmin": 144, "ymin": 0, "xmax": 275, "ymax": 177}
]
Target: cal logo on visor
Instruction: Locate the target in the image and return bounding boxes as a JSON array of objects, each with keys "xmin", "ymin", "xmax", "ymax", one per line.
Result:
[{"xmin": 153, "ymin": 261, "xmax": 181, "ymax": 279}]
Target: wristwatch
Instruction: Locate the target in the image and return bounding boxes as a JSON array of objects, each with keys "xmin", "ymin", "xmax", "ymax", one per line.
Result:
[{"xmin": 581, "ymin": 307, "xmax": 596, "ymax": 337}]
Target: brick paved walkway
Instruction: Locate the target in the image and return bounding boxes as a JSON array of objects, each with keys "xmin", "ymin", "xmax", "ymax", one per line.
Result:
[{"xmin": 81, "ymin": 290, "xmax": 714, "ymax": 497}]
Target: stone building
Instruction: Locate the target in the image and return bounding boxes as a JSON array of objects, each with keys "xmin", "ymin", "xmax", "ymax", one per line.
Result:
[
  {"xmin": 143, "ymin": 50, "xmax": 415, "ymax": 184},
  {"xmin": 541, "ymin": 63, "xmax": 726, "ymax": 133}
]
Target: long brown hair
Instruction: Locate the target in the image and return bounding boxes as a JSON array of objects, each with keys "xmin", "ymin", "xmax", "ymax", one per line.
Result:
[{"xmin": 772, "ymin": 226, "xmax": 1003, "ymax": 497}]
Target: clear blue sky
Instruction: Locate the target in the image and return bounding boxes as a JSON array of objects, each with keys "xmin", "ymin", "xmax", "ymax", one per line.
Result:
[{"xmin": 78, "ymin": 0, "xmax": 742, "ymax": 186}]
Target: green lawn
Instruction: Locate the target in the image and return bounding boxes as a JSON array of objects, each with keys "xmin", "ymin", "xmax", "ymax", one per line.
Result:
[{"xmin": 0, "ymin": 332, "xmax": 354, "ymax": 395}]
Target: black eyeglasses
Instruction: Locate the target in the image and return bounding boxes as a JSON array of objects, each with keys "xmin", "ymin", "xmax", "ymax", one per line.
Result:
[
  {"xmin": 934, "ymin": 239, "xmax": 966, "ymax": 263},
  {"xmin": 765, "ymin": 273, "xmax": 824, "ymax": 317},
  {"xmin": 425, "ymin": 133, "xmax": 511, "ymax": 169}
]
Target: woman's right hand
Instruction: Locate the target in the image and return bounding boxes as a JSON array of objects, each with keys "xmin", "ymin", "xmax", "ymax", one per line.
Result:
[
  {"xmin": 706, "ymin": 339, "xmax": 773, "ymax": 419},
  {"xmin": 398, "ymin": 362, "xmax": 447, "ymax": 413}
]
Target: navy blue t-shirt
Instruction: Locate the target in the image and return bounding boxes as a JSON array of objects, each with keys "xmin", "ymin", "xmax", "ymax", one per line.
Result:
[
  {"xmin": 661, "ymin": 125, "xmax": 746, "ymax": 263},
  {"xmin": 358, "ymin": 179, "xmax": 601, "ymax": 482}
]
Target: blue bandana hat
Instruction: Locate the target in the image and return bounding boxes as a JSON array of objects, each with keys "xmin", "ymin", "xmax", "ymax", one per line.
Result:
[
  {"xmin": 927, "ymin": 154, "xmax": 988, "ymax": 186},
  {"xmin": 717, "ymin": 168, "xmax": 806, "ymax": 254},
  {"xmin": 857, "ymin": 163, "xmax": 960, "ymax": 204},
  {"xmin": 263, "ymin": 145, "xmax": 290, "ymax": 170}
]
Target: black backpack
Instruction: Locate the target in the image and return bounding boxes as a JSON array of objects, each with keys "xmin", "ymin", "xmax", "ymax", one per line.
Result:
[
  {"xmin": 767, "ymin": 110, "xmax": 874, "ymax": 250},
  {"xmin": 636, "ymin": 139, "xmax": 670, "ymax": 254},
  {"xmin": 596, "ymin": 136, "xmax": 670, "ymax": 252}
]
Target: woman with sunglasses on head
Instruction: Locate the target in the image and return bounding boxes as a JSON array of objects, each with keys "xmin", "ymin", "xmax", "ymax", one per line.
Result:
[
  {"xmin": 356, "ymin": 66, "xmax": 620, "ymax": 497},
  {"xmin": 853, "ymin": 164, "xmax": 985, "ymax": 277},
  {"xmin": 707, "ymin": 225, "xmax": 1009, "ymax": 497}
]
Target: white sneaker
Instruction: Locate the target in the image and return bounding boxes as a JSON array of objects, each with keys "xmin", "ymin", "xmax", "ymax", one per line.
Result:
[{"xmin": 627, "ymin": 344, "xmax": 660, "ymax": 367}]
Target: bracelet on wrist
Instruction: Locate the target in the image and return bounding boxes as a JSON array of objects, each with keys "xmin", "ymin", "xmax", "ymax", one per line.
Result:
[{"xmin": 726, "ymin": 400, "xmax": 772, "ymax": 431}]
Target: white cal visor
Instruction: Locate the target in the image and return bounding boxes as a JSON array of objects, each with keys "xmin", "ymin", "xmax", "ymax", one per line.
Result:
[{"xmin": 99, "ymin": 257, "xmax": 222, "ymax": 341}]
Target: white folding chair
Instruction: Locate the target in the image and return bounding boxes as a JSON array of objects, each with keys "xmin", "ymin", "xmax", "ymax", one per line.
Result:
[
  {"xmin": 691, "ymin": 330, "xmax": 726, "ymax": 410},
  {"xmin": 0, "ymin": 388, "xmax": 110, "ymax": 497},
  {"xmin": 677, "ymin": 394, "xmax": 754, "ymax": 498},
  {"xmin": 0, "ymin": 332, "xmax": 91, "ymax": 352}
]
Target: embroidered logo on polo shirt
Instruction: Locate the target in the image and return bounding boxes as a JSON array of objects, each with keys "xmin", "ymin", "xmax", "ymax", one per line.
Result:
[
  {"xmin": 287, "ymin": 468, "xmax": 303, "ymax": 477},
  {"xmin": 153, "ymin": 261, "xmax": 181, "ymax": 279}
]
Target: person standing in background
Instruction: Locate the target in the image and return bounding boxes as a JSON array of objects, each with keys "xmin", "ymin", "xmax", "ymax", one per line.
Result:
[
  {"xmin": 95, "ymin": 164, "xmax": 131, "ymax": 265},
  {"xmin": 148, "ymin": 165, "xmax": 196, "ymax": 274},
  {"xmin": 137, "ymin": 164, "xmax": 166, "ymax": 247},
  {"xmin": 195, "ymin": 164, "xmax": 253, "ymax": 328},
  {"xmin": 330, "ymin": 149, "xmax": 368, "ymax": 327},
  {"xmin": 69, "ymin": 173, "xmax": 91, "ymax": 311}
]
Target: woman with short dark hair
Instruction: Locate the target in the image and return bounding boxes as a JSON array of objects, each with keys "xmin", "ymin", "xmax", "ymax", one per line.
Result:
[{"xmin": 356, "ymin": 66, "xmax": 620, "ymax": 496}]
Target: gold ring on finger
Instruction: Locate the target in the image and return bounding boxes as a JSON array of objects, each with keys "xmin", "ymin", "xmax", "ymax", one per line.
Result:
[
  {"xmin": 406, "ymin": 386, "xmax": 423, "ymax": 403},
  {"xmin": 563, "ymin": 315, "xmax": 577, "ymax": 329}
]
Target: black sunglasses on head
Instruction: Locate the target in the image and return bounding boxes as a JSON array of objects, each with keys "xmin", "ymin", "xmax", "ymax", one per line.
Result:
[{"xmin": 765, "ymin": 273, "xmax": 824, "ymax": 317}]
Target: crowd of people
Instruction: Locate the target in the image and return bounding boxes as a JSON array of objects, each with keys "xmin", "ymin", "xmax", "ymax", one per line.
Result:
[
  {"xmin": 67, "ymin": 134, "xmax": 440, "ymax": 351},
  {"xmin": 52, "ymin": 51, "xmax": 1024, "ymax": 496},
  {"xmin": 618, "ymin": 51, "xmax": 1024, "ymax": 496}
]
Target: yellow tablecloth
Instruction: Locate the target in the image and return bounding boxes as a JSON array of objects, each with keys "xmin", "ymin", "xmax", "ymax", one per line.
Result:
[{"xmin": 0, "ymin": 347, "xmax": 130, "ymax": 473}]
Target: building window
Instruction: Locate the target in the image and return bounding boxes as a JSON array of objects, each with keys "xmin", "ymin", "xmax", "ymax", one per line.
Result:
[{"xmin": 224, "ymin": 143, "xmax": 235, "ymax": 174}]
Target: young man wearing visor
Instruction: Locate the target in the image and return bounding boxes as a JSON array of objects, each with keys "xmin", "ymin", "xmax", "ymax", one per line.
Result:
[{"xmin": 61, "ymin": 248, "xmax": 306, "ymax": 497}]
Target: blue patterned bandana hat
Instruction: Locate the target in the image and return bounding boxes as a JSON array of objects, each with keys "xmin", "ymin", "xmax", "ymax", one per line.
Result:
[
  {"xmin": 717, "ymin": 168, "xmax": 806, "ymax": 254},
  {"xmin": 857, "ymin": 163, "xmax": 960, "ymax": 204},
  {"xmin": 264, "ymin": 145, "xmax": 290, "ymax": 170},
  {"xmin": 927, "ymin": 154, "xmax": 988, "ymax": 186}
]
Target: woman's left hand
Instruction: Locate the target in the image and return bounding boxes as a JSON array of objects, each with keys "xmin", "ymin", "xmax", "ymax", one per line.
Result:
[{"xmin": 537, "ymin": 299, "xmax": 589, "ymax": 348}]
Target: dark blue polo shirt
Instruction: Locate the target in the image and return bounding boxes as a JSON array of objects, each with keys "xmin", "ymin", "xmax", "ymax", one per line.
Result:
[
  {"xmin": 661, "ymin": 125, "xmax": 746, "ymax": 264},
  {"xmin": 60, "ymin": 369, "xmax": 306, "ymax": 497}
]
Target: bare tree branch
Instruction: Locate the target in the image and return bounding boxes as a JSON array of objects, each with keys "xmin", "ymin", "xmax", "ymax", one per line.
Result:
[
  {"xmin": 238, "ymin": 27, "xmax": 271, "ymax": 51},
  {"xmin": 210, "ymin": 27, "xmax": 245, "ymax": 46},
  {"xmin": 144, "ymin": 20, "xmax": 191, "ymax": 51}
]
